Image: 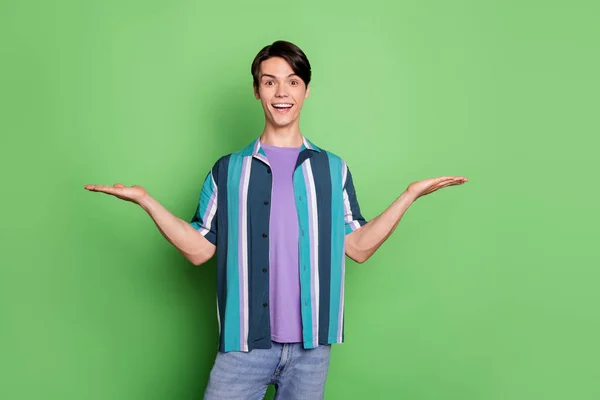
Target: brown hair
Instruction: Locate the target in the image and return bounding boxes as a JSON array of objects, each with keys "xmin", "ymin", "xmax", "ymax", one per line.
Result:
[{"xmin": 251, "ymin": 40, "xmax": 312, "ymax": 89}]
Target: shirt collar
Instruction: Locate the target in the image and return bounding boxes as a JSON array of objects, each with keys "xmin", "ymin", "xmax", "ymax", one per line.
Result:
[{"xmin": 241, "ymin": 136, "xmax": 321, "ymax": 158}]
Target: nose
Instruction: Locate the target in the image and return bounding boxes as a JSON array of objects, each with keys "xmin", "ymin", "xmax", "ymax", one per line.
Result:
[{"xmin": 275, "ymin": 84, "xmax": 288, "ymax": 98}]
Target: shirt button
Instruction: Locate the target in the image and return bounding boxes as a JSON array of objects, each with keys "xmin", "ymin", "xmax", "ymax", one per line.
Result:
[
  {"xmin": 263, "ymin": 302, "xmax": 268, "ymax": 308},
  {"xmin": 301, "ymin": 230, "xmax": 304, "ymax": 236},
  {"xmin": 267, "ymin": 168, "xmax": 271, "ymax": 174},
  {"xmin": 262, "ymin": 268, "xmax": 268, "ymax": 273},
  {"xmin": 262, "ymin": 233, "xmax": 268, "ymax": 238},
  {"xmin": 264, "ymin": 200, "xmax": 269, "ymax": 205},
  {"xmin": 298, "ymin": 196, "xmax": 303, "ymax": 201}
]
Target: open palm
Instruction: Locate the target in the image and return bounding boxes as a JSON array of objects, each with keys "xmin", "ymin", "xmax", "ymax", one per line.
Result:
[
  {"xmin": 407, "ymin": 176, "xmax": 468, "ymax": 199},
  {"xmin": 84, "ymin": 183, "xmax": 148, "ymax": 204}
]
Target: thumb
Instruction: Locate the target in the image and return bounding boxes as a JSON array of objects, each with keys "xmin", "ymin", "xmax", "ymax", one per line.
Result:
[{"xmin": 113, "ymin": 183, "xmax": 126, "ymax": 188}]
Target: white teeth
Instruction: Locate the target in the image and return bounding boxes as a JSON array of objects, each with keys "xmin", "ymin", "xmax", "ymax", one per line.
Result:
[{"xmin": 273, "ymin": 104, "xmax": 293, "ymax": 108}]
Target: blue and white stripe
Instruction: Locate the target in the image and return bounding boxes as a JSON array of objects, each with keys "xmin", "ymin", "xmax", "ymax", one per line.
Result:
[{"xmin": 192, "ymin": 137, "xmax": 367, "ymax": 352}]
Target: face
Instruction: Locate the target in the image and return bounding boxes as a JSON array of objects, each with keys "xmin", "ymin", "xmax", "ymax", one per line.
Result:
[{"xmin": 254, "ymin": 56, "xmax": 310, "ymax": 129}]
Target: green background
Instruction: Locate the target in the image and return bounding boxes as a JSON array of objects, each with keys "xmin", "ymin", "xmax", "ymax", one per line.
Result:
[{"xmin": 2, "ymin": 1, "xmax": 599, "ymax": 399}]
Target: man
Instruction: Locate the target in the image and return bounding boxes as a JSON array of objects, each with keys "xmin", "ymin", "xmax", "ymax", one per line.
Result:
[{"xmin": 85, "ymin": 40, "xmax": 467, "ymax": 399}]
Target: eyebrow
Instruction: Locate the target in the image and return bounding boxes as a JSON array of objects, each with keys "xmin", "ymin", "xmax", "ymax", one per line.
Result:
[{"xmin": 260, "ymin": 73, "xmax": 299, "ymax": 80}]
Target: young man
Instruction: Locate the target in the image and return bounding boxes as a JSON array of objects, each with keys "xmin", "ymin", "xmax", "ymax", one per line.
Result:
[{"xmin": 85, "ymin": 40, "xmax": 467, "ymax": 399}]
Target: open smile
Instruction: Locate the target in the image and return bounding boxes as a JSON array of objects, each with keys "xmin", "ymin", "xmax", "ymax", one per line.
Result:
[{"xmin": 272, "ymin": 103, "xmax": 294, "ymax": 114}]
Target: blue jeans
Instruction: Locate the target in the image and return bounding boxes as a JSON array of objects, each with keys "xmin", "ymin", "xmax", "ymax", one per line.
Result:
[{"xmin": 204, "ymin": 342, "xmax": 331, "ymax": 400}]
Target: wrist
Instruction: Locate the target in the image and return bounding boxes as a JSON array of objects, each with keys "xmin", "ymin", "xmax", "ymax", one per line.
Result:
[
  {"xmin": 399, "ymin": 189, "xmax": 418, "ymax": 204},
  {"xmin": 138, "ymin": 193, "xmax": 154, "ymax": 211}
]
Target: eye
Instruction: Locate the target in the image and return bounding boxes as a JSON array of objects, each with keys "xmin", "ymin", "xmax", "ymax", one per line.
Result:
[
  {"xmin": 264, "ymin": 80, "xmax": 274, "ymax": 86},
  {"xmin": 290, "ymin": 80, "xmax": 299, "ymax": 85}
]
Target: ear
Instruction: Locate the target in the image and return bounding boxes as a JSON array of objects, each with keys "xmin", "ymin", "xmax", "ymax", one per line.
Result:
[
  {"xmin": 305, "ymin": 83, "xmax": 311, "ymax": 99},
  {"xmin": 253, "ymin": 84, "xmax": 260, "ymax": 99}
]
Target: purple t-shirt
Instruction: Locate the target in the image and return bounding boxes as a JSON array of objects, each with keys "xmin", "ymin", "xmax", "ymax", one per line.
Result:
[{"xmin": 261, "ymin": 143, "xmax": 303, "ymax": 343}]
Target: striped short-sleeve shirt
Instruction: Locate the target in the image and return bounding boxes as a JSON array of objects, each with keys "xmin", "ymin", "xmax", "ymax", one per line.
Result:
[{"xmin": 190, "ymin": 137, "xmax": 367, "ymax": 352}]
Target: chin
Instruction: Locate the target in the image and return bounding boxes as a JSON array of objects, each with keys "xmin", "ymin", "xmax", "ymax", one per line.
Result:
[{"xmin": 270, "ymin": 117, "xmax": 295, "ymax": 128}]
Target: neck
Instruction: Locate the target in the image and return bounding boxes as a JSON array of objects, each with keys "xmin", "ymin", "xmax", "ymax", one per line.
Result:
[{"xmin": 260, "ymin": 123, "xmax": 303, "ymax": 148}]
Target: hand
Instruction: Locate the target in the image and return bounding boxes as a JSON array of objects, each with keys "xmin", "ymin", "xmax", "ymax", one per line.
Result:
[
  {"xmin": 84, "ymin": 183, "xmax": 148, "ymax": 205},
  {"xmin": 405, "ymin": 176, "xmax": 468, "ymax": 200}
]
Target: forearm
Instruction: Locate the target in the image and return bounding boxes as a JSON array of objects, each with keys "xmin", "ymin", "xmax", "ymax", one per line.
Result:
[
  {"xmin": 138, "ymin": 195, "xmax": 215, "ymax": 265},
  {"xmin": 346, "ymin": 191, "xmax": 416, "ymax": 263}
]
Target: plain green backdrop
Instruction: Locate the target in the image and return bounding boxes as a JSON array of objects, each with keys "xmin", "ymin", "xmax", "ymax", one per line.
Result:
[{"xmin": 1, "ymin": 1, "xmax": 599, "ymax": 399}]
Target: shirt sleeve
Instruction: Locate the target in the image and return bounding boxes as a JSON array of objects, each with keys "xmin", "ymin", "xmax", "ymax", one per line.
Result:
[
  {"xmin": 189, "ymin": 169, "xmax": 218, "ymax": 245},
  {"xmin": 343, "ymin": 164, "xmax": 367, "ymax": 235}
]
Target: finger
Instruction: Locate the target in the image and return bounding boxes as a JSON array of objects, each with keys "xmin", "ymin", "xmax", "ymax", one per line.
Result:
[
  {"xmin": 422, "ymin": 178, "xmax": 467, "ymax": 195},
  {"xmin": 95, "ymin": 185, "xmax": 114, "ymax": 193},
  {"xmin": 114, "ymin": 183, "xmax": 126, "ymax": 188},
  {"xmin": 437, "ymin": 180, "xmax": 462, "ymax": 189},
  {"xmin": 439, "ymin": 176, "xmax": 467, "ymax": 181},
  {"xmin": 433, "ymin": 177, "xmax": 454, "ymax": 185},
  {"xmin": 88, "ymin": 185, "xmax": 118, "ymax": 194},
  {"xmin": 437, "ymin": 180, "xmax": 466, "ymax": 190},
  {"xmin": 84, "ymin": 184, "xmax": 106, "ymax": 191},
  {"xmin": 436, "ymin": 176, "xmax": 466, "ymax": 185},
  {"xmin": 426, "ymin": 181, "xmax": 459, "ymax": 193}
]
